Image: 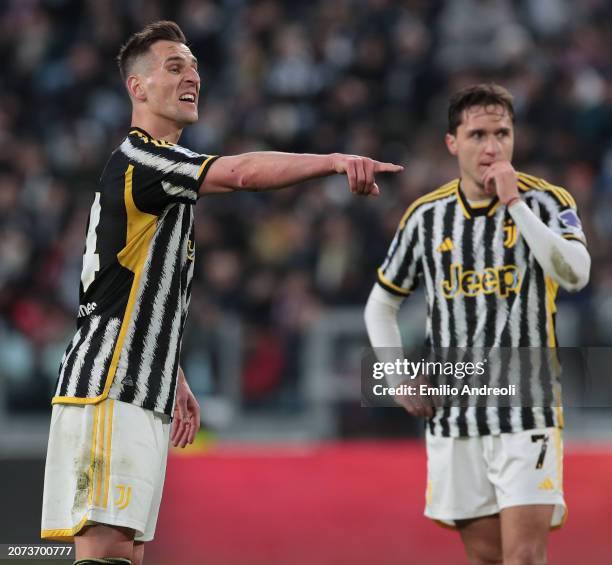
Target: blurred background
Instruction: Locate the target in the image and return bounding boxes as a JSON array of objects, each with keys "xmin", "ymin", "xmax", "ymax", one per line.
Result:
[{"xmin": 0, "ymin": 0, "xmax": 611, "ymax": 563}]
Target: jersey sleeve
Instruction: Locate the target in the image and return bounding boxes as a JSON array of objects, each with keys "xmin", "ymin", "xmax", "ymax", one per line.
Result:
[
  {"xmin": 120, "ymin": 129, "xmax": 218, "ymax": 211},
  {"xmin": 521, "ymin": 177, "xmax": 587, "ymax": 246},
  {"xmin": 377, "ymin": 209, "xmax": 423, "ymax": 296}
]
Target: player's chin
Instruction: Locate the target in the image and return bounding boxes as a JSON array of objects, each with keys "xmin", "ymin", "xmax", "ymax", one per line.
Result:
[{"xmin": 176, "ymin": 109, "xmax": 199, "ymax": 125}]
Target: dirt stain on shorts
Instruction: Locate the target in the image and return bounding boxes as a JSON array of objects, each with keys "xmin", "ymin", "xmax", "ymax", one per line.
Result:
[{"xmin": 71, "ymin": 454, "xmax": 105, "ymax": 514}]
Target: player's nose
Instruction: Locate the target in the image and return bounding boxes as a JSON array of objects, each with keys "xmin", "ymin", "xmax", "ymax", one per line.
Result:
[
  {"xmin": 184, "ymin": 67, "xmax": 200, "ymax": 88},
  {"xmin": 484, "ymin": 135, "xmax": 501, "ymax": 156}
]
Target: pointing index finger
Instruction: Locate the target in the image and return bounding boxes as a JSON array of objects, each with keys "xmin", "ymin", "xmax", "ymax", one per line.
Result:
[{"xmin": 373, "ymin": 161, "xmax": 404, "ymax": 173}]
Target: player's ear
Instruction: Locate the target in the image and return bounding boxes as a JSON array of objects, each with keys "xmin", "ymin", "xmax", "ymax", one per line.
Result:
[
  {"xmin": 127, "ymin": 75, "xmax": 147, "ymax": 102},
  {"xmin": 445, "ymin": 133, "xmax": 458, "ymax": 156}
]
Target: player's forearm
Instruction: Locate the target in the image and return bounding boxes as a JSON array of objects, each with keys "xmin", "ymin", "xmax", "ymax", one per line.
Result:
[
  {"xmin": 509, "ymin": 201, "xmax": 590, "ymax": 292},
  {"xmin": 365, "ymin": 285, "xmax": 407, "ymax": 387},
  {"xmin": 365, "ymin": 284, "xmax": 404, "ymax": 349},
  {"xmin": 212, "ymin": 152, "xmax": 337, "ymax": 191}
]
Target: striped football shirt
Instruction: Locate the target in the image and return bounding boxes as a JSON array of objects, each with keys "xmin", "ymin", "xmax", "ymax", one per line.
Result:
[
  {"xmin": 378, "ymin": 172, "xmax": 587, "ymax": 437},
  {"xmin": 53, "ymin": 127, "xmax": 218, "ymax": 415}
]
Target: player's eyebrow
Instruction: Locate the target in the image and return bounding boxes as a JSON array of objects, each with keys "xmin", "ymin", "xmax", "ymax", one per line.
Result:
[
  {"xmin": 465, "ymin": 127, "xmax": 511, "ymax": 135},
  {"xmin": 164, "ymin": 55, "xmax": 198, "ymax": 69}
]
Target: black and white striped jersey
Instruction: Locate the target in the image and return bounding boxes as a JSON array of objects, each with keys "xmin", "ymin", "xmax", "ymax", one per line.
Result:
[
  {"xmin": 53, "ymin": 127, "xmax": 218, "ymax": 416},
  {"xmin": 378, "ymin": 172, "xmax": 587, "ymax": 437}
]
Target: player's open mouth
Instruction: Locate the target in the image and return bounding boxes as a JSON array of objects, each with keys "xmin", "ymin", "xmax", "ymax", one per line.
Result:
[{"xmin": 179, "ymin": 94, "xmax": 196, "ymax": 104}]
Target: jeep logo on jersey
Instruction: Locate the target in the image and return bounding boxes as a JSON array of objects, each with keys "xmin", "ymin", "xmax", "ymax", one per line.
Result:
[{"xmin": 442, "ymin": 264, "xmax": 523, "ymax": 299}]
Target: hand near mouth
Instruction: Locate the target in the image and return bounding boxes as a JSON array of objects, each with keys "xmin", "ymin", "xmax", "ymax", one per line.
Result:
[{"xmin": 482, "ymin": 161, "xmax": 519, "ymax": 205}]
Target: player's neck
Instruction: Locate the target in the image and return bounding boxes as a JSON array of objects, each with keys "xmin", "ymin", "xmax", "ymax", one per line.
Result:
[
  {"xmin": 460, "ymin": 176, "xmax": 489, "ymax": 202},
  {"xmin": 130, "ymin": 113, "xmax": 183, "ymax": 144}
]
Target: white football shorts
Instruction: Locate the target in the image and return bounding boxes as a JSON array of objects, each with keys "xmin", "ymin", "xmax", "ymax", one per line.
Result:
[
  {"xmin": 41, "ymin": 398, "xmax": 170, "ymax": 542},
  {"xmin": 425, "ymin": 427, "xmax": 566, "ymax": 528}
]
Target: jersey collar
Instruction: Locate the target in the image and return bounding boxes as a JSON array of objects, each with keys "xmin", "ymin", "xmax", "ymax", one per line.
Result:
[
  {"xmin": 456, "ymin": 181, "xmax": 500, "ymax": 219},
  {"xmin": 128, "ymin": 126, "xmax": 154, "ymax": 139}
]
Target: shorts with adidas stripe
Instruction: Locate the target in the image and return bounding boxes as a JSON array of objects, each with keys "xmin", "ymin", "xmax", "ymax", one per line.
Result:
[
  {"xmin": 41, "ymin": 398, "xmax": 170, "ymax": 542},
  {"xmin": 425, "ymin": 427, "xmax": 566, "ymax": 528}
]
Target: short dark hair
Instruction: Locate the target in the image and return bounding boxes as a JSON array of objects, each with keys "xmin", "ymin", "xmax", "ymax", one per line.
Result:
[
  {"xmin": 447, "ymin": 83, "xmax": 515, "ymax": 134},
  {"xmin": 117, "ymin": 20, "xmax": 187, "ymax": 82}
]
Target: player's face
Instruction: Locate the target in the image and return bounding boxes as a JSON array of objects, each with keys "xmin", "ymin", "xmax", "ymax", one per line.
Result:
[
  {"xmin": 140, "ymin": 40, "xmax": 200, "ymax": 127},
  {"xmin": 445, "ymin": 105, "xmax": 514, "ymax": 194}
]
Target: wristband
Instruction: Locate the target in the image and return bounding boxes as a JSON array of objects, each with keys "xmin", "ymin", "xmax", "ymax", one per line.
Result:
[{"xmin": 505, "ymin": 196, "xmax": 521, "ymax": 208}]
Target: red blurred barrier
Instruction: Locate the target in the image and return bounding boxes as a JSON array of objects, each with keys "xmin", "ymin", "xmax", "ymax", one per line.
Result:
[{"xmin": 148, "ymin": 442, "xmax": 612, "ymax": 565}]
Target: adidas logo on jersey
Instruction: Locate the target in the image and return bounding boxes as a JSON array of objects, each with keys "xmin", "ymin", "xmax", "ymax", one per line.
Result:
[{"xmin": 436, "ymin": 238, "xmax": 454, "ymax": 253}]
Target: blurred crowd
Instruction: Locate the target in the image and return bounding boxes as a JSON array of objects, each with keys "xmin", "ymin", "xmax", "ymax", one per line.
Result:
[{"xmin": 1, "ymin": 0, "xmax": 611, "ymax": 412}]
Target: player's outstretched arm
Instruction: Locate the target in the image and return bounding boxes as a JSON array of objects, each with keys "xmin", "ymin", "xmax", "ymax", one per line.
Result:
[{"xmin": 199, "ymin": 152, "xmax": 403, "ymax": 196}]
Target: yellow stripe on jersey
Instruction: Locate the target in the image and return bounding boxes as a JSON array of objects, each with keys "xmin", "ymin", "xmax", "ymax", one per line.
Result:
[
  {"xmin": 487, "ymin": 201, "xmax": 501, "ymax": 216},
  {"xmin": 544, "ymin": 276, "xmax": 559, "ymax": 348},
  {"xmin": 544, "ymin": 274, "xmax": 564, "ymax": 430},
  {"xmin": 517, "ymin": 173, "xmax": 576, "ymax": 208},
  {"xmin": 53, "ymin": 165, "xmax": 158, "ymax": 406},
  {"xmin": 454, "ymin": 183, "xmax": 471, "ymax": 219},
  {"xmin": 102, "ymin": 164, "xmax": 158, "ymax": 394},
  {"xmin": 517, "ymin": 180, "xmax": 530, "ymax": 192},
  {"xmin": 469, "ymin": 200, "xmax": 491, "ymax": 209},
  {"xmin": 377, "ymin": 268, "xmax": 412, "ymax": 296},
  {"xmin": 383, "ymin": 181, "xmax": 457, "ymax": 294},
  {"xmin": 562, "ymin": 234, "xmax": 585, "ymax": 243},
  {"xmin": 398, "ymin": 181, "xmax": 458, "ymax": 229},
  {"xmin": 554, "ymin": 385, "xmax": 564, "ymax": 430},
  {"xmin": 116, "ymin": 165, "xmax": 158, "ymax": 271},
  {"xmin": 197, "ymin": 155, "xmax": 217, "ymax": 180},
  {"xmin": 129, "ymin": 129, "xmax": 176, "ymax": 146},
  {"xmin": 520, "ymin": 172, "xmax": 575, "ymax": 206}
]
